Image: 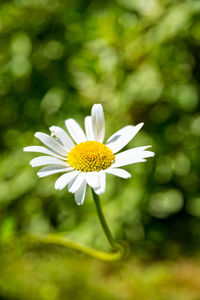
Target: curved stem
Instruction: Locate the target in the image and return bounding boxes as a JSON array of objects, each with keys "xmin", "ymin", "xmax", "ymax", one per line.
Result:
[
  {"xmin": 26, "ymin": 233, "xmax": 123, "ymax": 262},
  {"xmin": 22, "ymin": 191, "xmax": 126, "ymax": 262}
]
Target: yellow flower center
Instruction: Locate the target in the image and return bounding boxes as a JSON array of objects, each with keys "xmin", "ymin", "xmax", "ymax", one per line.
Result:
[{"xmin": 67, "ymin": 141, "xmax": 114, "ymax": 172}]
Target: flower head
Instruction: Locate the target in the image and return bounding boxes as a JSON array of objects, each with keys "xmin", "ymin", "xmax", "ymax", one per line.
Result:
[{"xmin": 24, "ymin": 104, "xmax": 154, "ymax": 205}]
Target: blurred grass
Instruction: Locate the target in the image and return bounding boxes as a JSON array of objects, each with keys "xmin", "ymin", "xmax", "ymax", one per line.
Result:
[
  {"xmin": 1, "ymin": 242, "xmax": 200, "ymax": 300},
  {"xmin": 0, "ymin": 0, "xmax": 200, "ymax": 299}
]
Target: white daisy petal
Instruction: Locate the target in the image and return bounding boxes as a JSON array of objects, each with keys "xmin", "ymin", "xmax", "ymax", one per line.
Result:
[
  {"xmin": 105, "ymin": 168, "xmax": 131, "ymax": 179},
  {"xmin": 55, "ymin": 171, "xmax": 80, "ymax": 190},
  {"xmin": 94, "ymin": 171, "xmax": 106, "ymax": 195},
  {"xmin": 49, "ymin": 126, "xmax": 75, "ymax": 151},
  {"xmin": 37, "ymin": 165, "xmax": 74, "ymax": 178},
  {"xmin": 112, "ymin": 147, "xmax": 155, "ymax": 168},
  {"xmin": 84, "ymin": 116, "xmax": 95, "ymax": 141},
  {"xmin": 30, "ymin": 156, "xmax": 68, "ymax": 167},
  {"xmin": 68, "ymin": 173, "xmax": 85, "ymax": 194},
  {"xmin": 74, "ymin": 181, "xmax": 87, "ymax": 205},
  {"xmin": 65, "ymin": 118, "xmax": 87, "ymax": 144},
  {"xmin": 106, "ymin": 123, "xmax": 144, "ymax": 154},
  {"xmin": 85, "ymin": 172, "xmax": 100, "ymax": 188},
  {"xmin": 67, "ymin": 176, "xmax": 77, "ymax": 192},
  {"xmin": 35, "ymin": 132, "xmax": 67, "ymax": 156},
  {"xmin": 23, "ymin": 146, "xmax": 65, "ymax": 160},
  {"xmin": 91, "ymin": 104, "xmax": 105, "ymax": 143}
]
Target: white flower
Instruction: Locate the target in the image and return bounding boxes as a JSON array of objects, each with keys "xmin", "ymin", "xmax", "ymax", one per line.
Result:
[{"xmin": 24, "ymin": 104, "xmax": 154, "ymax": 205}]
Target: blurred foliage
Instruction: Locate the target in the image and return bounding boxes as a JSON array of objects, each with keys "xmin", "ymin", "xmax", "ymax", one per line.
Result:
[{"xmin": 0, "ymin": 0, "xmax": 200, "ymax": 299}]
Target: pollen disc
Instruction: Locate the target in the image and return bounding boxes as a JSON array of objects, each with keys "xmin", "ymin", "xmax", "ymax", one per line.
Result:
[{"xmin": 67, "ymin": 141, "xmax": 114, "ymax": 172}]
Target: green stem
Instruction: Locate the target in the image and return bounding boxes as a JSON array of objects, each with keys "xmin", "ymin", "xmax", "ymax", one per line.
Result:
[
  {"xmin": 22, "ymin": 191, "xmax": 126, "ymax": 262},
  {"xmin": 91, "ymin": 189, "xmax": 117, "ymax": 249},
  {"xmin": 26, "ymin": 233, "xmax": 123, "ymax": 262}
]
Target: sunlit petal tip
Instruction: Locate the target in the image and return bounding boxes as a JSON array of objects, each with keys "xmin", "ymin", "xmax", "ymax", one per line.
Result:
[
  {"xmin": 92, "ymin": 104, "xmax": 104, "ymax": 121},
  {"xmin": 34, "ymin": 132, "xmax": 40, "ymax": 138},
  {"xmin": 23, "ymin": 147, "xmax": 29, "ymax": 152},
  {"xmin": 49, "ymin": 126, "xmax": 57, "ymax": 137},
  {"xmin": 75, "ymin": 181, "xmax": 86, "ymax": 205},
  {"xmin": 144, "ymin": 145, "xmax": 152, "ymax": 149},
  {"xmin": 106, "ymin": 168, "xmax": 132, "ymax": 179},
  {"xmin": 138, "ymin": 122, "xmax": 144, "ymax": 128},
  {"xmin": 147, "ymin": 151, "xmax": 155, "ymax": 157},
  {"xmin": 92, "ymin": 103, "xmax": 103, "ymax": 111},
  {"xmin": 136, "ymin": 123, "xmax": 144, "ymax": 132},
  {"xmin": 49, "ymin": 125, "xmax": 62, "ymax": 135},
  {"xmin": 94, "ymin": 188, "xmax": 104, "ymax": 195},
  {"xmin": 49, "ymin": 125, "xmax": 55, "ymax": 131}
]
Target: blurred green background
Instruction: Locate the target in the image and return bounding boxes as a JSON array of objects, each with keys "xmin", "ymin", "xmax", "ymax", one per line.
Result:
[{"xmin": 1, "ymin": 0, "xmax": 200, "ymax": 299}]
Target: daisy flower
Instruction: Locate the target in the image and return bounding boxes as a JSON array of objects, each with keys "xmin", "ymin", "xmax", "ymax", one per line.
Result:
[{"xmin": 24, "ymin": 104, "xmax": 154, "ymax": 205}]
